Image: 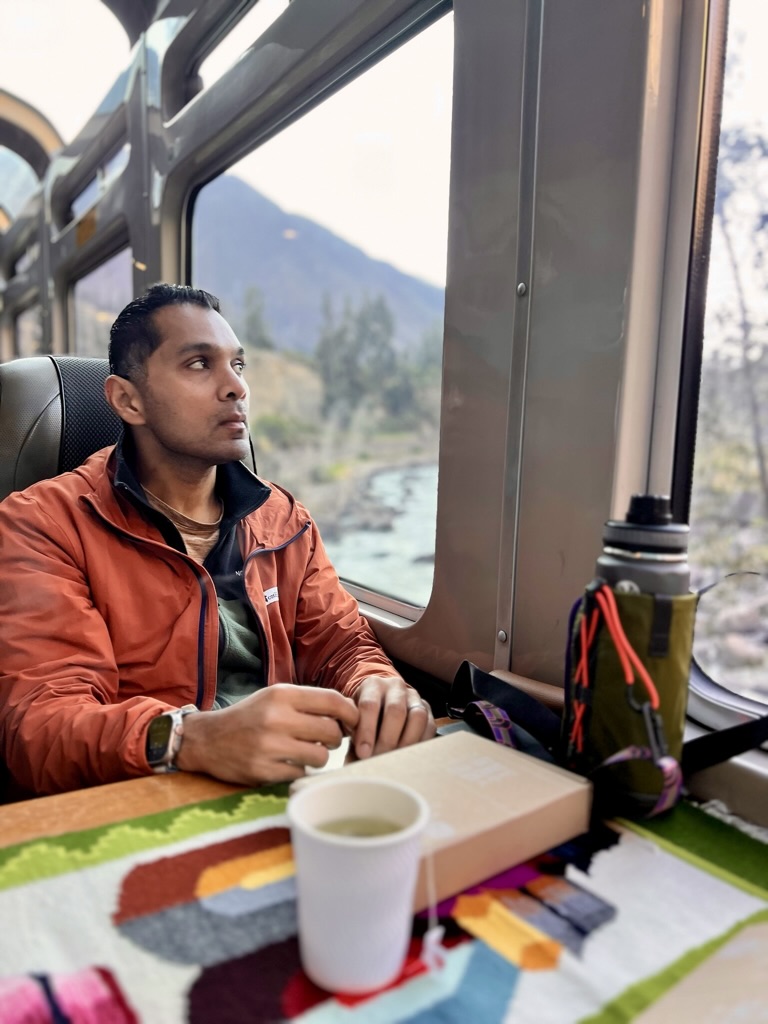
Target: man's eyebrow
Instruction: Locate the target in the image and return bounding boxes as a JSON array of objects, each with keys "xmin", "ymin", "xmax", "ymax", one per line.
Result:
[{"xmin": 176, "ymin": 342, "xmax": 245, "ymax": 357}]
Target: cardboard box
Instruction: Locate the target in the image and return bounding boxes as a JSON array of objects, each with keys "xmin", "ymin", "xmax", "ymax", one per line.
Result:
[{"xmin": 293, "ymin": 730, "xmax": 592, "ymax": 911}]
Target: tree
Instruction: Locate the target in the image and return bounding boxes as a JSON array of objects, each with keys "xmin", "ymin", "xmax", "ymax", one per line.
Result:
[
  {"xmin": 315, "ymin": 293, "xmax": 412, "ymax": 424},
  {"xmin": 707, "ymin": 125, "xmax": 768, "ymax": 520},
  {"xmin": 315, "ymin": 295, "xmax": 361, "ymax": 424},
  {"xmin": 413, "ymin": 319, "xmax": 443, "ymax": 377},
  {"xmin": 241, "ymin": 284, "xmax": 275, "ymax": 351},
  {"xmin": 691, "ymin": 27, "xmax": 768, "ymax": 557}
]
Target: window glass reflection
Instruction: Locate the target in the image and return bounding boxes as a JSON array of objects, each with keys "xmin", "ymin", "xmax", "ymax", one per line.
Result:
[
  {"xmin": 71, "ymin": 144, "xmax": 130, "ymax": 220},
  {"xmin": 15, "ymin": 305, "xmax": 45, "ymax": 356},
  {"xmin": 198, "ymin": 0, "xmax": 290, "ymax": 89},
  {"xmin": 0, "ymin": 146, "xmax": 39, "ymax": 220},
  {"xmin": 72, "ymin": 249, "xmax": 134, "ymax": 357},
  {"xmin": 14, "ymin": 242, "xmax": 40, "ymax": 277},
  {"xmin": 694, "ymin": 573, "xmax": 768, "ymax": 705}
]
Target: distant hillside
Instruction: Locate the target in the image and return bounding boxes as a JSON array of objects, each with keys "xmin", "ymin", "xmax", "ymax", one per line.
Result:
[{"xmin": 191, "ymin": 175, "xmax": 444, "ymax": 354}]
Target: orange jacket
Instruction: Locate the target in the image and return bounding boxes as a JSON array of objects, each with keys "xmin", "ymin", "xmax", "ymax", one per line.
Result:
[{"xmin": 0, "ymin": 447, "xmax": 397, "ymax": 795}]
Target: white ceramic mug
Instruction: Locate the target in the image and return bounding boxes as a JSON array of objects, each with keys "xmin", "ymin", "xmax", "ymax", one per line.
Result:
[{"xmin": 287, "ymin": 776, "xmax": 429, "ymax": 993}]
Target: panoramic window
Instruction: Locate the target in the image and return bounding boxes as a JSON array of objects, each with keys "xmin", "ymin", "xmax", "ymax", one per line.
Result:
[
  {"xmin": 0, "ymin": 0, "xmax": 129, "ymax": 145},
  {"xmin": 71, "ymin": 144, "xmax": 130, "ymax": 220},
  {"xmin": 0, "ymin": 147, "xmax": 39, "ymax": 221},
  {"xmin": 198, "ymin": 0, "xmax": 291, "ymax": 90},
  {"xmin": 15, "ymin": 305, "xmax": 44, "ymax": 357},
  {"xmin": 13, "ymin": 242, "xmax": 40, "ymax": 277},
  {"xmin": 192, "ymin": 15, "xmax": 453, "ymax": 606},
  {"xmin": 688, "ymin": 0, "xmax": 768, "ymax": 705},
  {"xmin": 72, "ymin": 248, "xmax": 133, "ymax": 357}
]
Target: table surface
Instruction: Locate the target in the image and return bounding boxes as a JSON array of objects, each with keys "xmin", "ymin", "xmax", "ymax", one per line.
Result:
[
  {"xmin": 0, "ymin": 772, "xmax": 246, "ymax": 849},
  {"xmin": 0, "ymin": 720, "xmax": 457, "ymax": 850}
]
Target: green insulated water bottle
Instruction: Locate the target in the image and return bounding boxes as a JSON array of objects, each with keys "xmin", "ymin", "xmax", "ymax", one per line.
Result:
[
  {"xmin": 567, "ymin": 495, "xmax": 697, "ymax": 815},
  {"xmin": 596, "ymin": 494, "xmax": 690, "ymax": 596}
]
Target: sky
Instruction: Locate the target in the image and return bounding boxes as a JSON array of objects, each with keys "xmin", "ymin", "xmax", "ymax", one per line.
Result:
[
  {"xmin": 0, "ymin": 0, "xmax": 453, "ymax": 287},
  {"xmin": 720, "ymin": 4, "xmax": 768, "ymax": 131},
  {"xmin": 1, "ymin": 1, "xmax": 766, "ymax": 290}
]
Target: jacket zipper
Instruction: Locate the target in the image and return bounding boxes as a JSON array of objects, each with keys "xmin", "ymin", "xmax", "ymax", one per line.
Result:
[
  {"xmin": 242, "ymin": 522, "xmax": 310, "ymax": 687},
  {"xmin": 87, "ymin": 493, "xmax": 311, "ymax": 703}
]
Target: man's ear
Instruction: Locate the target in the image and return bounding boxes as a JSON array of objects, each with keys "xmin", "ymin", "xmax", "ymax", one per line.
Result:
[{"xmin": 104, "ymin": 375, "xmax": 146, "ymax": 427}]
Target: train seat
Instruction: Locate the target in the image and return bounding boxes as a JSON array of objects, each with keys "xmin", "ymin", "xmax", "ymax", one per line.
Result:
[{"xmin": 0, "ymin": 355, "xmax": 122, "ymax": 503}]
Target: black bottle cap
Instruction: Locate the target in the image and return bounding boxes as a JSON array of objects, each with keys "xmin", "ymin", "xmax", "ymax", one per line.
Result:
[{"xmin": 626, "ymin": 494, "xmax": 673, "ymax": 526}]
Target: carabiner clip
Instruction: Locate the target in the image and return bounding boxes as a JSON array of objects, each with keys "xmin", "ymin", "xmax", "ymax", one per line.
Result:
[
  {"xmin": 626, "ymin": 681, "xmax": 645, "ymax": 712},
  {"xmin": 641, "ymin": 701, "xmax": 669, "ymax": 762}
]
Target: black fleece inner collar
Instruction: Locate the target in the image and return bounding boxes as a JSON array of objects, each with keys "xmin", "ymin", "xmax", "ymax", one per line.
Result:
[{"xmin": 113, "ymin": 432, "xmax": 271, "ymax": 542}]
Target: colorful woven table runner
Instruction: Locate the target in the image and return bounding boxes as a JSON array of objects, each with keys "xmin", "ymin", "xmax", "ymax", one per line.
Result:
[{"xmin": 0, "ymin": 792, "xmax": 765, "ymax": 1023}]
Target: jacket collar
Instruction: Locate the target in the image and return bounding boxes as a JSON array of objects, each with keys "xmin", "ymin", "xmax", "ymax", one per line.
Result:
[
  {"xmin": 112, "ymin": 432, "xmax": 271, "ymax": 530},
  {"xmin": 80, "ymin": 439, "xmax": 308, "ymax": 550}
]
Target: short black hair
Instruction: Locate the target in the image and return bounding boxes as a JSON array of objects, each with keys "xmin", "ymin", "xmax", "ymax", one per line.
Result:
[{"xmin": 109, "ymin": 283, "xmax": 221, "ymax": 380}]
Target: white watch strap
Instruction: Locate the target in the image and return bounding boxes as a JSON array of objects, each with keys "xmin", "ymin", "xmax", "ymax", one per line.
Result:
[{"xmin": 152, "ymin": 704, "xmax": 198, "ymax": 774}]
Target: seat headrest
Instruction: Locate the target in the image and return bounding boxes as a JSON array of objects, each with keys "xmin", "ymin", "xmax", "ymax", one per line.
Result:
[{"xmin": 0, "ymin": 355, "xmax": 123, "ymax": 502}]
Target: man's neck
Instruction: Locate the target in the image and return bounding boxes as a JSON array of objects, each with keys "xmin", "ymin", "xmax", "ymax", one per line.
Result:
[{"xmin": 134, "ymin": 453, "xmax": 220, "ymax": 523}]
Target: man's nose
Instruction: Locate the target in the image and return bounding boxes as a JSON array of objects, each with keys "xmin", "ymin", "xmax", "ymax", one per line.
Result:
[{"xmin": 220, "ymin": 366, "xmax": 248, "ymax": 399}]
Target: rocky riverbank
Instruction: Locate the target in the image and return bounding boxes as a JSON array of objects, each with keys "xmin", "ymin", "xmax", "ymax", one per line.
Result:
[
  {"xmin": 312, "ymin": 456, "xmax": 437, "ymax": 542},
  {"xmin": 253, "ymin": 412, "xmax": 439, "ymax": 543}
]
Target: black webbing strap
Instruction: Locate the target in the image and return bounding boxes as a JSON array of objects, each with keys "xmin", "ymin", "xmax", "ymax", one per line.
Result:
[
  {"xmin": 448, "ymin": 661, "xmax": 562, "ymax": 755},
  {"xmin": 451, "ymin": 658, "xmax": 768, "ymax": 780},
  {"xmin": 682, "ymin": 712, "xmax": 768, "ymax": 776}
]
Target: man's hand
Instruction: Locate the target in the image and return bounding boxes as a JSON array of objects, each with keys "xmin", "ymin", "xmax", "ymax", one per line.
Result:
[
  {"xmin": 351, "ymin": 675, "xmax": 436, "ymax": 759},
  {"xmin": 175, "ymin": 684, "xmax": 359, "ymax": 785}
]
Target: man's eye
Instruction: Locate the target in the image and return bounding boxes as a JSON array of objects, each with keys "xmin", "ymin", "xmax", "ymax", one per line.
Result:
[
  {"xmin": 189, "ymin": 358, "xmax": 208, "ymax": 369},
  {"xmin": 233, "ymin": 361, "xmax": 246, "ymax": 375}
]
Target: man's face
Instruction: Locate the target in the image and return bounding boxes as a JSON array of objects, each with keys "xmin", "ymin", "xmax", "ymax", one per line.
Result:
[{"xmin": 133, "ymin": 303, "xmax": 251, "ymax": 467}]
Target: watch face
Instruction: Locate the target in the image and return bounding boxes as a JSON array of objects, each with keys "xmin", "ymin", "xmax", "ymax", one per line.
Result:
[{"xmin": 146, "ymin": 714, "xmax": 174, "ymax": 764}]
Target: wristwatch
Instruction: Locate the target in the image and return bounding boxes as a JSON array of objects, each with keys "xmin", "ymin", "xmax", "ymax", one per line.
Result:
[{"xmin": 146, "ymin": 704, "xmax": 198, "ymax": 773}]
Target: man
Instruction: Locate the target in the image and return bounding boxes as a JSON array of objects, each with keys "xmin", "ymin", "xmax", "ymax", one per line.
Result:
[{"xmin": 0, "ymin": 284, "xmax": 434, "ymax": 797}]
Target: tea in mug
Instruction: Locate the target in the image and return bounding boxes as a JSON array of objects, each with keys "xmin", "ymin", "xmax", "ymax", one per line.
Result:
[{"xmin": 316, "ymin": 816, "xmax": 402, "ymax": 838}]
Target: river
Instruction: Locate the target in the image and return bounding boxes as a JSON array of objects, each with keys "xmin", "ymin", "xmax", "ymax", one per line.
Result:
[{"xmin": 323, "ymin": 463, "xmax": 438, "ymax": 608}]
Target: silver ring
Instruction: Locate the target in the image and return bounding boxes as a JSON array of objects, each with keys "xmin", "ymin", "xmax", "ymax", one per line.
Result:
[{"xmin": 407, "ymin": 702, "xmax": 424, "ymax": 712}]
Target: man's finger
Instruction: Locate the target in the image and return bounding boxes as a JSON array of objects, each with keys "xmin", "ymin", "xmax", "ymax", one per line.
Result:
[
  {"xmin": 281, "ymin": 738, "xmax": 333, "ymax": 771},
  {"xmin": 372, "ymin": 685, "xmax": 409, "ymax": 754},
  {"xmin": 352, "ymin": 686, "xmax": 385, "ymax": 759},
  {"xmin": 287, "ymin": 712, "xmax": 346, "ymax": 748},
  {"xmin": 274, "ymin": 683, "xmax": 360, "ymax": 732},
  {"xmin": 397, "ymin": 698, "xmax": 433, "ymax": 748}
]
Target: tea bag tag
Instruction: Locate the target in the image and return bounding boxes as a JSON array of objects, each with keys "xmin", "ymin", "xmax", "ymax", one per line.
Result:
[
  {"xmin": 421, "ymin": 924, "xmax": 446, "ymax": 971},
  {"xmin": 421, "ymin": 845, "xmax": 447, "ymax": 971}
]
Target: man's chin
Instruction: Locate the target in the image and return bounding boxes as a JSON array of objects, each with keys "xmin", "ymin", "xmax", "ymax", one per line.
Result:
[{"xmin": 218, "ymin": 440, "xmax": 252, "ymax": 465}]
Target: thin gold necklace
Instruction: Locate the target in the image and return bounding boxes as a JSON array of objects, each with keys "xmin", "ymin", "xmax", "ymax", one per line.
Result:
[{"xmin": 143, "ymin": 487, "xmax": 224, "ymax": 526}]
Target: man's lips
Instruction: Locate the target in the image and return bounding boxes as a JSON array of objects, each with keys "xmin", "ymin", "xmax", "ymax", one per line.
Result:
[{"xmin": 219, "ymin": 415, "xmax": 247, "ymax": 428}]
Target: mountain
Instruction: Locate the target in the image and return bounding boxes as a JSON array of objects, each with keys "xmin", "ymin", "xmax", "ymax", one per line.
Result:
[{"xmin": 191, "ymin": 175, "xmax": 444, "ymax": 354}]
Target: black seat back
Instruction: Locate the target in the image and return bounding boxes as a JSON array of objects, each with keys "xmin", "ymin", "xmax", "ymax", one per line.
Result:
[{"xmin": 0, "ymin": 355, "xmax": 123, "ymax": 501}]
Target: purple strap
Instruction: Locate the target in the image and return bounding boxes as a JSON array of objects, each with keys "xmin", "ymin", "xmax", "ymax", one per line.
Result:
[
  {"xmin": 466, "ymin": 698, "xmax": 682, "ymax": 817},
  {"xmin": 599, "ymin": 747, "xmax": 683, "ymax": 816},
  {"xmin": 464, "ymin": 700, "xmax": 517, "ymax": 748}
]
